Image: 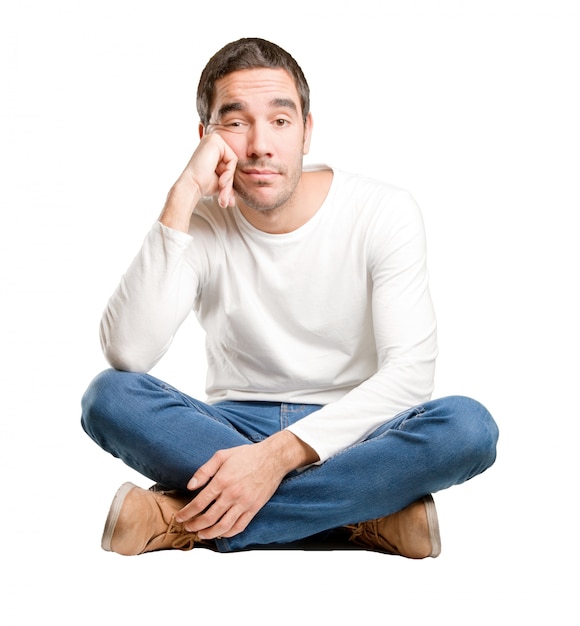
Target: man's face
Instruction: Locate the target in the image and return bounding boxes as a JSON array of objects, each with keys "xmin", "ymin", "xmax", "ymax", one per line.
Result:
[{"xmin": 203, "ymin": 67, "xmax": 313, "ymax": 213}]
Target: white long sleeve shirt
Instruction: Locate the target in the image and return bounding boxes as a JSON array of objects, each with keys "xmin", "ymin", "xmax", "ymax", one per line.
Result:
[{"xmin": 100, "ymin": 166, "xmax": 438, "ymax": 463}]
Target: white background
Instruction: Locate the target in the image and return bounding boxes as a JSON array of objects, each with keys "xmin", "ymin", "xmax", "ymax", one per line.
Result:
[{"xmin": 1, "ymin": 0, "xmax": 578, "ymax": 623}]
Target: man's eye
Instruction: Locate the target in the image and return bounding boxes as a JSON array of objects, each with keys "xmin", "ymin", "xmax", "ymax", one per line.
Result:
[
  {"xmin": 274, "ymin": 119, "xmax": 289, "ymax": 127},
  {"xmin": 221, "ymin": 121, "xmax": 247, "ymax": 133}
]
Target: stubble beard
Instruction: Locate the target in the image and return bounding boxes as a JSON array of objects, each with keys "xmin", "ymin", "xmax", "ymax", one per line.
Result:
[{"xmin": 233, "ymin": 159, "xmax": 303, "ymax": 214}]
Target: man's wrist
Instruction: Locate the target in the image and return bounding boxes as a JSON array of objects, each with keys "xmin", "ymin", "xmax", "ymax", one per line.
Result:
[
  {"xmin": 265, "ymin": 430, "xmax": 320, "ymax": 474},
  {"xmin": 158, "ymin": 178, "xmax": 202, "ymax": 233}
]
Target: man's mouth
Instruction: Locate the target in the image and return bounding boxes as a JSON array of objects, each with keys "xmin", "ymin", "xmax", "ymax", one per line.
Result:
[
  {"xmin": 239, "ymin": 168, "xmax": 281, "ymax": 185},
  {"xmin": 243, "ymin": 168, "xmax": 278, "ymax": 176}
]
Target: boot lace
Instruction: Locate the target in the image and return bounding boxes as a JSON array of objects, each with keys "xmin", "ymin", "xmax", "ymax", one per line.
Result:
[
  {"xmin": 164, "ymin": 515, "xmax": 199, "ymax": 551},
  {"xmin": 345, "ymin": 519, "xmax": 398, "ymax": 553},
  {"xmin": 346, "ymin": 521, "xmax": 380, "ymax": 544}
]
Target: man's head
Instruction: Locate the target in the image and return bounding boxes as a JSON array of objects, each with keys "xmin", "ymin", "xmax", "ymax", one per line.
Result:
[
  {"xmin": 195, "ymin": 39, "xmax": 314, "ymax": 223},
  {"xmin": 197, "ymin": 38, "xmax": 310, "ymax": 128}
]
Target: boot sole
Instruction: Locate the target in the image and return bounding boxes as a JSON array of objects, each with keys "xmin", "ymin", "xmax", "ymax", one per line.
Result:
[
  {"xmin": 101, "ymin": 482, "xmax": 138, "ymax": 552},
  {"xmin": 423, "ymin": 494, "xmax": 442, "ymax": 558}
]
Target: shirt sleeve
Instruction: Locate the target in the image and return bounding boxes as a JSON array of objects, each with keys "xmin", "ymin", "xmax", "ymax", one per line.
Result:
[
  {"xmin": 286, "ymin": 191, "xmax": 438, "ymax": 463},
  {"xmin": 100, "ymin": 221, "xmax": 201, "ymax": 372}
]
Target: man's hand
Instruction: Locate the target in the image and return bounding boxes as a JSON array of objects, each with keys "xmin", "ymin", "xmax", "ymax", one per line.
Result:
[
  {"xmin": 175, "ymin": 430, "xmax": 319, "ymax": 540},
  {"xmin": 159, "ymin": 133, "xmax": 237, "ymax": 233}
]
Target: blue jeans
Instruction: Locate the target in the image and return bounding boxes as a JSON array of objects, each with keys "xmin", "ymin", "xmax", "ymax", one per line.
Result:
[{"xmin": 81, "ymin": 369, "xmax": 498, "ymax": 553}]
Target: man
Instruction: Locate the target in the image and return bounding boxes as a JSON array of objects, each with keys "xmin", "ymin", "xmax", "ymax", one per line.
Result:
[{"xmin": 81, "ymin": 38, "xmax": 498, "ymax": 559}]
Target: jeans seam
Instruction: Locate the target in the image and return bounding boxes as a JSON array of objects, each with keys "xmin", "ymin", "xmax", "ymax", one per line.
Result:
[
  {"xmin": 159, "ymin": 383, "xmax": 255, "ymax": 437},
  {"xmin": 280, "ymin": 404, "xmax": 289, "ymax": 429},
  {"xmin": 159, "ymin": 384, "xmax": 215, "ymax": 417},
  {"xmin": 390, "ymin": 405, "xmax": 426, "ymax": 432}
]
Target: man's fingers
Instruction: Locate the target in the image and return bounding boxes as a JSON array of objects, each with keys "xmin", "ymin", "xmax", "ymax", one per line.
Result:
[
  {"xmin": 187, "ymin": 452, "xmax": 223, "ymax": 491},
  {"xmin": 191, "ymin": 503, "xmax": 241, "ymax": 538},
  {"xmin": 220, "ymin": 511, "xmax": 254, "ymax": 538},
  {"xmin": 176, "ymin": 481, "xmax": 219, "ymax": 523},
  {"xmin": 217, "ymin": 171, "xmax": 235, "ymax": 208},
  {"xmin": 196, "ymin": 506, "xmax": 255, "ymax": 540},
  {"xmin": 181, "ymin": 495, "xmax": 229, "ymax": 532},
  {"xmin": 216, "ymin": 143, "xmax": 237, "ymax": 208}
]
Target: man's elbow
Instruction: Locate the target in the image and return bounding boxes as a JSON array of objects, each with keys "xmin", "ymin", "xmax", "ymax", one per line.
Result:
[{"xmin": 101, "ymin": 342, "xmax": 159, "ymax": 373}]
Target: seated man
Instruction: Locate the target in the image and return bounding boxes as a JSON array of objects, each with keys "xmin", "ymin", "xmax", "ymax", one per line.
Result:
[{"xmin": 81, "ymin": 37, "xmax": 498, "ymax": 558}]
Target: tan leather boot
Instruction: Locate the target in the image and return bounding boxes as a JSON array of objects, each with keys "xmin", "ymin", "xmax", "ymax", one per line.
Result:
[
  {"xmin": 346, "ymin": 495, "xmax": 441, "ymax": 559},
  {"xmin": 101, "ymin": 482, "xmax": 201, "ymax": 556}
]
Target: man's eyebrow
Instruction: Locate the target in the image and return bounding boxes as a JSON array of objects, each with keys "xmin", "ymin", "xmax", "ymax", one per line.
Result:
[
  {"xmin": 270, "ymin": 98, "xmax": 297, "ymax": 111},
  {"xmin": 216, "ymin": 102, "xmax": 245, "ymax": 119},
  {"xmin": 216, "ymin": 98, "xmax": 298, "ymax": 120}
]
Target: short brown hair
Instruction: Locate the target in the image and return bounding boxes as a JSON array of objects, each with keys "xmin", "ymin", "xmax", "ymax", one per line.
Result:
[{"xmin": 196, "ymin": 38, "xmax": 310, "ymax": 127}]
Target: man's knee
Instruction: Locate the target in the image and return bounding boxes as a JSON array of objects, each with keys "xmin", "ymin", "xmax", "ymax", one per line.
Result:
[
  {"xmin": 80, "ymin": 369, "xmax": 141, "ymax": 439},
  {"xmin": 443, "ymin": 395, "xmax": 499, "ymax": 475}
]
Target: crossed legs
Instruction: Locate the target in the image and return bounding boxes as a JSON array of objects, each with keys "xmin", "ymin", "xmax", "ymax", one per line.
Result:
[{"xmin": 81, "ymin": 369, "xmax": 498, "ymax": 554}]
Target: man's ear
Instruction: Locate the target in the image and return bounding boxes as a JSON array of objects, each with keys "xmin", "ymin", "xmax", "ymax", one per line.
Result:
[
  {"xmin": 198, "ymin": 123, "xmax": 205, "ymax": 139},
  {"xmin": 303, "ymin": 112, "xmax": 314, "ymax": 155}
]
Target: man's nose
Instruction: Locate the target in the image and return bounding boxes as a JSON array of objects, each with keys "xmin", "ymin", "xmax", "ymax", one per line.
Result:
[{"xmin": 246, "ymin": 123, "xmax": 273, "ymax": 159}]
